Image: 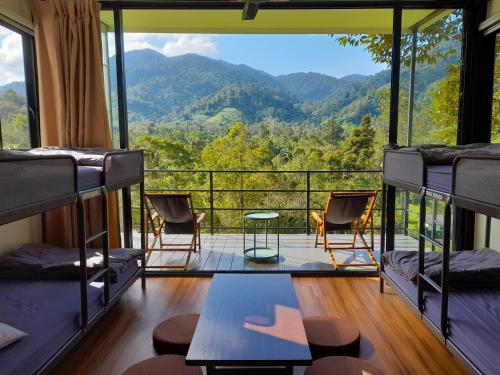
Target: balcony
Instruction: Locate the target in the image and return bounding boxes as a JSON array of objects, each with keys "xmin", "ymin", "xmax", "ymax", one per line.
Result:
[{"xmin": 132, "ymin": 169, "xmax": 418, "ymax": 274}]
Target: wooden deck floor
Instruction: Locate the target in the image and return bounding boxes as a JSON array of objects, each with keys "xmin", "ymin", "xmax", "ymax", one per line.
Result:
[
  {"xmin": 53, "ymin": 277, "xmax": 467, "ymax": 375},
  {"xmin": 137, "ymin": 233, "xmax": 418, "ymax": 273}
]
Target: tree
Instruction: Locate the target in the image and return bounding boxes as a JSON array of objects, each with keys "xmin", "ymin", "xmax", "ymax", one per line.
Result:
[
  {"xmin": 428, "ymin": 64, "xmax": 460, "ymax": 144},
  {"xmin": 336, "ymin": 11, "xmax": 462, "ymax": 67},
  {"xmin": 321, "ymin": 118, "xmax": 345, "ymax": 146}
]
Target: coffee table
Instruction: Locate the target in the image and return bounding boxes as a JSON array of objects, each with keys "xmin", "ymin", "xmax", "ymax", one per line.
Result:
[
  {"xmin": 186, "ymin": 274, "xmax": 312, "ymax": 374},
  {"xmin": 243, "ymin": 212, "xmax": 280, "ymax": 262}
]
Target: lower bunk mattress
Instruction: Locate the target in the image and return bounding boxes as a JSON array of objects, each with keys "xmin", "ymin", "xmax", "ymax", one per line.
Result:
[
  {"xmin": 0, "ymin": 258, "xmax": 139, "ymax": 375},
  {"xmin": 384, "ymin": 266, "xmax": 500, "ymax": 375}
]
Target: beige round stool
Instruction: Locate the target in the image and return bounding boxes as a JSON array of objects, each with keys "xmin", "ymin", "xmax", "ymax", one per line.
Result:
[
  {"xmin": 122, "ymin": 355, "xmax": 202, "ymax": 375},
  {"xmin": 152, "ymin": 314, "xmax": 199, "ymax": 356},
  {"xmin": 303, "ymin": 316, "xmax": 361, "ymax": 359},
  {"xmin": 304, "ymin": 356, "xmax": 384, "ymax": 375}
]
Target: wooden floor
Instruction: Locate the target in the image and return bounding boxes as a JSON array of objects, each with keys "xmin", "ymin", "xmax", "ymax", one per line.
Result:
[
  {"xmin": 53, "ymin": 277, "xmax": 467, "ymax": 375},
  {"xmin": 137, "ymin": 233, "xmax": 418, "ymax": 273}
]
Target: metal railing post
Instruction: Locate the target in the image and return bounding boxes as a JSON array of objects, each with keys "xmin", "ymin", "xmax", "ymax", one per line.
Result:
[
  {"xmin": 306, "ymin": 171, "xmax": 311, "ymax": 235},
  {"xmin": 209, "ymin": 171, "xmax": 214, "ymax": 235}
]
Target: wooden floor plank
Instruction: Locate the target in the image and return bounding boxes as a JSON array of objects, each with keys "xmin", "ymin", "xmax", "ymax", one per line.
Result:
[
  {"xmin": 141, "ymin": 233, "xmax": 418, "ymax": 273},
  {"xmin": 53, "ymin": 277, "xmax": 468, "ymax": 375}
]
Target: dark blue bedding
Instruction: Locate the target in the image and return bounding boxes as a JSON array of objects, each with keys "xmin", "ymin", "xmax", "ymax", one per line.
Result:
[
  {"xmin": 385, "ymin": 266, "xmax": 500, "ymax": 375},
  {"xmin": 426, "ymin": 165, "xmax": 452, "ymax": 193},
  {"xmin": 0, "ymin": 259, "xmax": 139, "ymax": 375},
  {"xmin": 78, "ymin": 166, "xmax": 102, "ymax": 191}
]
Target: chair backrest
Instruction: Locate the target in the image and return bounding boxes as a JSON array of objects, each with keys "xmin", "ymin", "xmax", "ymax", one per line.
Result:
[
  {"xmin": 146, "ymin": 193, "xmax": 194, "ymax": 224},
  {"xmin": 324, "ymin": 191, "xmax": 377, "ymax": 226}
]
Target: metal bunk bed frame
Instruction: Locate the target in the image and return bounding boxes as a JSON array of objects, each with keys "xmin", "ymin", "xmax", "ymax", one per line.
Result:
[
  {"xmin": 0, "ymin": 151, "xmax": 146, "ymax": 375},
  {"xmin": 379, "ymin": 155, "xmax": 499, "ymax": 375}
]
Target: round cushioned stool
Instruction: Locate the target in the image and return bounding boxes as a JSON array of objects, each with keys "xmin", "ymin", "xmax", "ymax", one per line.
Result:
[
  {"xmin": 153, "ymin": 314, "xmax": 200, "ymax": 355},
  {"xmin": 304, "ymin": 356, "xmax": 384, "ymax": 375},
  {"xmin": 122, "ymin": 355, "xmax": 202, "ymax": 375},
  {"xmin": 303, "ymin": 316, "xmax": 361, "ymax": 359}
]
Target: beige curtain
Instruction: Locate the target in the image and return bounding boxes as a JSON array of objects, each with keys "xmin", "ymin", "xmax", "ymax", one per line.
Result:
[{"xmin": 29, "ymin": 0, "xmax": 120, "ymax": 248}]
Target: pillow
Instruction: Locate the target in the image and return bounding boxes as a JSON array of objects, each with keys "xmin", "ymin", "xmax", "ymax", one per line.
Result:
[{"xmin": 0, "ymin": 322, "xmax": 27, "ymax": 350}]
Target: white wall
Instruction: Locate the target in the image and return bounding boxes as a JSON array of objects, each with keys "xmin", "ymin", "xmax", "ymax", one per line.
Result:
[
  {"xmin": 475, "ymin": 215, "xmax": 500, "ymax": 250},
  {"xmin": 0, "ymin": 216, "xmax": 42, "ymax": 258}
]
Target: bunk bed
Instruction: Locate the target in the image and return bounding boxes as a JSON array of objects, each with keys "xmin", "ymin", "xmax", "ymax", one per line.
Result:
[
  {"xmin": 380, "ymin": 147, "xmax": 500, "ymax": 375},
  {"xmin": 0, "ymin": 148, "xmax": 146, "ymax": 375},
  {"xmin": 383, "ymin": 143, "xmax": 500, "ymax": 194}
]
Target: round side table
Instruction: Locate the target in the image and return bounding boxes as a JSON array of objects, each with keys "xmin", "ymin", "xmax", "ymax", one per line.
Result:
[{"xmin": 243, "ymin": 212, "xmax": 280, "ymax": 262}]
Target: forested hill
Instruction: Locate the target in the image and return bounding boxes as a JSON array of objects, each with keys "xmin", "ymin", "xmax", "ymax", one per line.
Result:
[
  {"xmin": 0, "ymin": 48, "xmax": 455, "ymax": 128},
  {"xmin": 111, "ymin": 48, "xmax": 455, "ymax": 126}
]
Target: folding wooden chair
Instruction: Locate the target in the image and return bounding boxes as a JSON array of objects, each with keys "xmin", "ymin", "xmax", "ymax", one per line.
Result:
[
  {"xmin": 312, "ymin": 191, "xmax": 379, "ymax": 270},
  {"xmin": 145, "ymin": 193, "xmax": 205, "ymax": 271}
]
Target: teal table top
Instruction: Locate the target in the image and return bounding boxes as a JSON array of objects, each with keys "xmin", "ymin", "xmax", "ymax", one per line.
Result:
[{"xmin": 244, "ymin": 212, "xmax": 279, "ymax": 220}]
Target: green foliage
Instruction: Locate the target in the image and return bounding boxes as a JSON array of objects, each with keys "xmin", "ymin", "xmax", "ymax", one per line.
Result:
[
  {"xmin": 0, "ymin": 90, "xmax": 30, "ymax": 149},
  {"xmin": 336, "ymin": 11, "xmax": 462, "ymax": 67}
]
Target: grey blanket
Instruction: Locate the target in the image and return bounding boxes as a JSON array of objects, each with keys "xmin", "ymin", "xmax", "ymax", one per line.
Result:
[
  {"xmin": 385, "ymin": 143, "xmax": 500, "ymax": 164},
  {"xmin": 25, "ymin": 147, "xmax": 113, "ymax": 166},
  {"xmin": 0, "ymin": 243, "xmax": 143, "ymax": 283},
  {"xmin": 382, "ymin": 249, "xmax": 500, "ymax": 288}
]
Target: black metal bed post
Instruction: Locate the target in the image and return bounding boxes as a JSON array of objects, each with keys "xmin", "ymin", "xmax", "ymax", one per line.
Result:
[
  {"xmin": 102, "ymin": 188, "xmax": 110, "ymax": 306},
  {"xmin": 379, "ymin": 182, "xmax": 387, "ymax": 293},
  {"xmin": 77, "ymin": 198, "xmax": 88, "ymax": 332},
  {"xmin": 440, "ymin": 197, "xmax": 452, "ymax": 337},
  {"xmin": 417, "ymin": 190, "xmax": 427, "ymax": 314},
  {"xmin": 140, "ymin": 181, "xmax": 146, "ymax": 289},
  {"xmin": 485, "ymin": 216, "xmax": 491, "ymax": 248}
]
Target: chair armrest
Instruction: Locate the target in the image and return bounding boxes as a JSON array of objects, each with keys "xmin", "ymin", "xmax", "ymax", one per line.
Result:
[
  {"xmin": 196, "ymin": 212, "xmax": 206, "ymax": 224},
  {"xmin": 311, "ymin": 211, "xmax": 323, "ymax": 225}
]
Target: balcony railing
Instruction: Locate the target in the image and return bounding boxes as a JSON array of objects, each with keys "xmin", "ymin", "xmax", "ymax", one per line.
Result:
[{"xmin": 131, "ymin": 169, "xmax": 410, "ymax": 235}]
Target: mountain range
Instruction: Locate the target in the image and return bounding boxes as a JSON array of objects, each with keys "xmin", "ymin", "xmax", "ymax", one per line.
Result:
[{"xmin": 1, "ymin": 48, "xmax": 456, "ymax": 127}]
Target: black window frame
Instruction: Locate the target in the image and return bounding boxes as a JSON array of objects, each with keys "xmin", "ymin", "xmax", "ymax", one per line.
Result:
[{"xmin": 0, "ymin": 19, "xmax": 40, "ymax": 149}]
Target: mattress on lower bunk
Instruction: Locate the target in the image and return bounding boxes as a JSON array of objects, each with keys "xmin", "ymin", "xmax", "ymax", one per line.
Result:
[
  {"xmin": 0, "ymin": 258, "xmax": 139, "ymax": 375},
  {"xmin": 426, "ymin": 165, "xmax": 452, "ymax": 193},
  {"xmin": 385, "ymin": 266, "xmax": 500, "ymax": 375}
]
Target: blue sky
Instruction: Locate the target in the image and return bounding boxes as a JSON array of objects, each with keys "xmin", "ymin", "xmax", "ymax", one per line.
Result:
[
  {"xmin": 122, "ymin": 33, "xmax": 387, "ymax": 78},
  {"xmin": 0, "ymin": 29, "xmax": 388, "ymax": 85}
]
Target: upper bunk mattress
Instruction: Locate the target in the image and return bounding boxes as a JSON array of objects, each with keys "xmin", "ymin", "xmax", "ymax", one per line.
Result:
[
  {"xmin": 383, "ymin": 143, "xmax": 500, "ymax": 193},
  {"xmin": 26, "ymin": 147, "xmax": 144, "ymax": 191},
  {"xmin": 427, "ymin": 165, "xmax": 452, "ymax": 193}
]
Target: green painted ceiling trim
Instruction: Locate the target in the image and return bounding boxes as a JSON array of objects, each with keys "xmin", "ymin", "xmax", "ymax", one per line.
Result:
[{"xmin": 100, "ymin": 9, "xmax": 438, "ymax": 34}]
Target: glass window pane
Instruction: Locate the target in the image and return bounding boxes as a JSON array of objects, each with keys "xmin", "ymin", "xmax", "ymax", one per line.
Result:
[
  {"xmin": 0, "ymin": 24, "xmax": 30, "ymax": 149},
  {"xmin": 398, "ymin": 9, "xmax": 463, "ymax": 146},
  {"xmin": 492, "ymin": 33, "xmax": 500, "ymax": 142}
]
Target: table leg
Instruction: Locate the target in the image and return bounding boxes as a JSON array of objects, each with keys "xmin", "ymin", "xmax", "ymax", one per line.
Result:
[
  {"xmin": 265, "ymin": 219, "xmax": 268, "ymax": 247},
  {"xmin": 277, "ymin": 216, "xmax": 280, "ymax": 260},
  {"xmin": 254, "ymin": 220, "xmax": 257, "ymax": 261}
]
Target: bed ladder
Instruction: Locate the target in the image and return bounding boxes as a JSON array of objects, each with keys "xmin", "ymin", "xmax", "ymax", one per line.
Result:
[
  {"xmin": 417, "ymin": 189, "xmax": 452, "ymax": 338},
  {"xmin": 77, "ymin": 187, "xmax": 110, "ymax": 332}
]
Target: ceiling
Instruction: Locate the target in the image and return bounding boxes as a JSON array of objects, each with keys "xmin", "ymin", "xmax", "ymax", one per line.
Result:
[{"xmin": 100, "ymin": 8, "xmax": 446, "ymax": 34}]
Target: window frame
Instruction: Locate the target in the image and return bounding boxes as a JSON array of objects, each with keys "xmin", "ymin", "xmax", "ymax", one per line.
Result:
[{"xmin": 0, "ymin": 19, "xmax": 40, "ymax": 149}]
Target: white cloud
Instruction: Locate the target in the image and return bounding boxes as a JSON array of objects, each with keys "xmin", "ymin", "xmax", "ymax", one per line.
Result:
[
  {"xmin": 118, "ymin": 33, "xmax": 218, "ymax": 58},
  {"xmin": 0, "ymin": 30, "xmax": 25, "ymax": 85},
  {"xmin": 124, "ymin": 33, "xmax": 158, "ymax": 52},
  {"xmin": 162, "ymin": 34, "xmax": 217, "ymax": 56}
]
